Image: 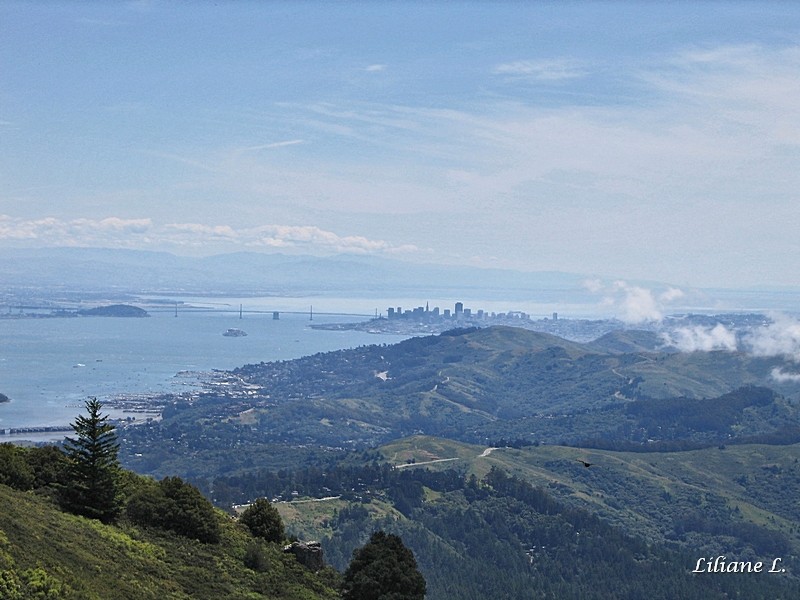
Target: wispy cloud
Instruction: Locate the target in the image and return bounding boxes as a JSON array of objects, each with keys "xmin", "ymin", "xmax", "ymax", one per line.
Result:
[
  {"xmin": 643, "ymin": 44, "xmax": 800, "ymax": 145},
  {"xmin": 5, "ymin": 38, "xmax": 800, "ymax": 285},
  {"xmin": 0, "ymin": 215, "xmax": 153, "ymax": 242},
  {"xmin": 0, "ymin": 215, "xmax": 419, "ymax": 256},
  {"xmin": 144, "ymin": 151, "xmax": 218, "ymax": 173},
  {"xmin": 493, "ymin": 58, "xmax": 589, "ymax": 81},
  {"xmin": 244, "ymin": 140, "xmax": 305, "ymax": 151},
  {"xmin": 163, "ymin": 222, "xmax": 419, "ymax": 254}
]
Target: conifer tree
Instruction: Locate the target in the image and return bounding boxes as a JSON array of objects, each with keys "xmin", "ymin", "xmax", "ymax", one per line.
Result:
[
  {"xmin": 342, "ymin": 531, "xmax": 426, "ymax": 600},
  {"xmin": 61, "ymin": 397, "xmax": 121, "ymax": 522}
]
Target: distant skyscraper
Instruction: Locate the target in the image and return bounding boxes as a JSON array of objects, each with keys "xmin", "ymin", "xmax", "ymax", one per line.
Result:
[{"xmin": 455, "ymin": 302, "xmax": 463, "ymax": 315}]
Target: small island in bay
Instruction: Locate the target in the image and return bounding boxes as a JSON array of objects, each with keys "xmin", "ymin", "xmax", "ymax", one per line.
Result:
[
  {"xmin": 77, "ymin": 304, "xmax": 150, "ymax": 318},
  {"xmin": 223, "ymin": 328, "xmax": 247, "ymax": 337},
  {"xmin": 0, "ymin": 393, "xmax": 10, "ymax": 403}
]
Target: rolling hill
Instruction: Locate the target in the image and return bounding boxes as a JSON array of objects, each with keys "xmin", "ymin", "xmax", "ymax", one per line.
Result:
[
  {"xmin": 0, "ymin": 481, "xmax": 339, "ymax": 600},
  {"xmin": 214, "ymin": 435, "xmax": 800, "ymax": 600},
  {"xmin": 121, "ymin": 326, "xmax": 800, "ymax": 478}
]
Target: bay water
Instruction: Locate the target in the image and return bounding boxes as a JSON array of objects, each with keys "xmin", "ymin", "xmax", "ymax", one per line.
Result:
[
  {"xmin": 0, "ymin": 302, "xmax": 408, "ymax": 433},
  {"xmin": 5, "ymin": 288, "xmax": 794, "ymax": 438}
]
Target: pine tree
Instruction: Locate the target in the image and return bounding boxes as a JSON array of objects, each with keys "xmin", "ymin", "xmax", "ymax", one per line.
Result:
[
  {"xmin": 61, "ymin": 397, "xmax": 121, "ymax": 522},
  {"xmin": 342, "ymin": 531, "xmax": 426, "ymax": 600}
]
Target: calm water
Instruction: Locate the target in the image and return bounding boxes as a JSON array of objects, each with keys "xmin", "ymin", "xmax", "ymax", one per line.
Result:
[
  {"xmin": 0, "ymin": 307, "xmax": 407, "ymax": 431},
  {"xmin": 4, "ymin": 289, "xmax": 796, "ymax": 436}
]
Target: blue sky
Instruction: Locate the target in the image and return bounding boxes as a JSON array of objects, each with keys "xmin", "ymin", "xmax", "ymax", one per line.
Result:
[{"xmin": 2, "ymin": 1, "xmax": 800, "ymax": 288}]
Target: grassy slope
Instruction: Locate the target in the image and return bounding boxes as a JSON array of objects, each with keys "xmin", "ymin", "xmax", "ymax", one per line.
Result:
[
  {"xmin": 0, "ymin": 485, "xmax": 338, "ymax": 600},
  {"xmin": 282, "ymin": 435, "xmax": 800, "ymax": 559},
  {"xmin": 470, "ymin": 441, "xmax": 800, "ymax": 551}
]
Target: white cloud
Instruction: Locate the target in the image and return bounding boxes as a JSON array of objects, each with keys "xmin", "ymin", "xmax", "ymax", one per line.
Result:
[
  {"xmin": 744, "ymin": 314, "xmax": 800, "ymax": 363},
  {"xmin": 243, "ymin": 224, "xmax": 418, "ymax": 254},
  {"xmin": 586, "ymin": 280, "xmax": 686, "ymax": 324},
  {"xmin": 662, "ymin": 324, "xmax": 738, "ymax": 353},
  {"xmin": 615, "ymin": 282, "xmax": 662, "ymax": 323},
  {"xmin": 244, "ymin": 140, "xmax": 305, "ymax": 151},
  {"xmin": 0, "ymin": 215, "xmax": 418, "ymax": 256},
  {"xmin": 660, "ymin": 287, "xmax": 685, "ymax": 303},
  {"xmin": 493, "ymin": 58, "xmax": 588, "ymax": 81},
  {"xmin": 770, "ymin": 367, "xmax": 800, "ymax": 383},
  {"xmin": 365, "ymin": 64, "xmax": 387, "ymax": 72},
  {"xmin": 659, "ymin": 314, "xmax": 800, "ymax": 370},
  {"xmin": 0, "ymin": 215, "xmax": 153, "ymax": 242}
]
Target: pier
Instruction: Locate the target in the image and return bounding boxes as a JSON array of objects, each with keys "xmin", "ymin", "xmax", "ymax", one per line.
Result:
[{"xmin": 0, "ymin": 425, "xmax": 72, "ymax": 436}]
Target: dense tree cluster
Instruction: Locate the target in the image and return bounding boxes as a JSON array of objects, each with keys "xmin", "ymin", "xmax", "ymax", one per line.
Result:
[
  {"xmin": 342, "ymin": 531, "xmax": 425, "ymax": 600},
  {"xmin": 0, "ymin": 444, "xmax": 68, "ymax": 493},
  {"xmin": 127, "ymin": 476, "xmax": 221, "ymax": 543},
  {"xmin": 211, "ymin": 461, "xmax": 464, "ymax": 508},
  {"xmin": 301, "ymin": 464, "xmax": 800, "ymax": 600},
  {"xmin": 239, "ymin": 498, "xmax": 285, "ymax": 543}
]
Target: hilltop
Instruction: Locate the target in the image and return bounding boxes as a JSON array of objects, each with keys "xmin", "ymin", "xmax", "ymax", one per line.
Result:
[{"xmin": 120, "ymin": 325, "xmax": 800, "ymax": 477}]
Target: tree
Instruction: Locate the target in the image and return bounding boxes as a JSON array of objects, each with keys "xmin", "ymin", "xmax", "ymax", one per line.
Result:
[
  {"xmin": 239, "ymin": 498, "xmax": 285, "ymax": 543},
  {"xmin": 342, "ymin": 531, "xmax": 426, "ymax": 600},
  {"xmin": 126, "ymin": 476, "xmax": 221, "ymax": 543},
  {"xmin": 158, "ymin": 476, "xmax": 221, "ymax": 543},
  {"xmin": 0, "ymin": 444, "xmax": 34, "ymax": 490},
  {"xmin": 61, "ymin": 397, "xmax": 121, "ymax": 522}
]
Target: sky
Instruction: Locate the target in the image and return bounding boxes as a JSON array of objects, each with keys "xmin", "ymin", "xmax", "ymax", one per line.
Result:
[{"xmin": 2, "ymin": 1, "xmax": 800, "ymax": 289}]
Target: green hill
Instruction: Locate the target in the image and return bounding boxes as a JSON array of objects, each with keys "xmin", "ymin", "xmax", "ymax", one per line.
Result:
[
  {"xmin": 10, "ymin": 324, "xmax": 800, "ymax": 598},
  {"xmin": 0, "ymin": 482, "xmax": 338, "ymax": 600},
  {"xmin": 121, "ymin": 326, "xmax": 800, "ymax": 477},
  {"xmin": 213, "ymin": 435, "xmax": 800, "ymax": 600},
  {"xmin": 377, "ymin": 436, "xmax": 800, "ymax": 555},
  {"xmin": 77, "ymin": 304, "xmax": 149, "ymax": 317}
]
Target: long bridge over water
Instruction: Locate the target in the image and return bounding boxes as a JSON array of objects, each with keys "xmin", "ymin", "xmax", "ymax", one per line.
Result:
[{"xmin": 4, "ymin": 304, "xmax": 378, "ymax": 320}]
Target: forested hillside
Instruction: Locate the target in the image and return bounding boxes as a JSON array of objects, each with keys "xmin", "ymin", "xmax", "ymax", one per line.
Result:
[
  {"xmin": 120, "ymin": 326, "xmax": 800, "ymax": 477},
  {"xmin": 0, "ymin": 444, "xmax": 340, "ymax": 600},
  {"xmin": 208, "ymin": 437, "xmax": 800, "ymax": 599},
  {"xmin": 28, "ymin": 325, "xmax": 800, "ymax": 599}
]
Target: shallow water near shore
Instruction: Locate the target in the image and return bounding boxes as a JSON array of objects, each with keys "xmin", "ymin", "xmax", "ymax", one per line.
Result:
[{"xmin": 0, "ymin": 307, "xmax": 408, "ymax": 433}]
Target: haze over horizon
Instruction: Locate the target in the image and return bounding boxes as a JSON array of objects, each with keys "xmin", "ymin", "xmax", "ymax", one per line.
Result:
[{"xmin": 2, "ymin": 2, "xmax": 800, "ymax": 289}]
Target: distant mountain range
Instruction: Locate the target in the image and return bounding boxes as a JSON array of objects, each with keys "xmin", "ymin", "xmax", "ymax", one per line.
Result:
[
  {"xmin": 3, "ymin": 246, "xmax": 798, "ymax": 315},
  {"xmin": 0, "ymin": 246, "xmax": 591, "ymax": 299}
]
